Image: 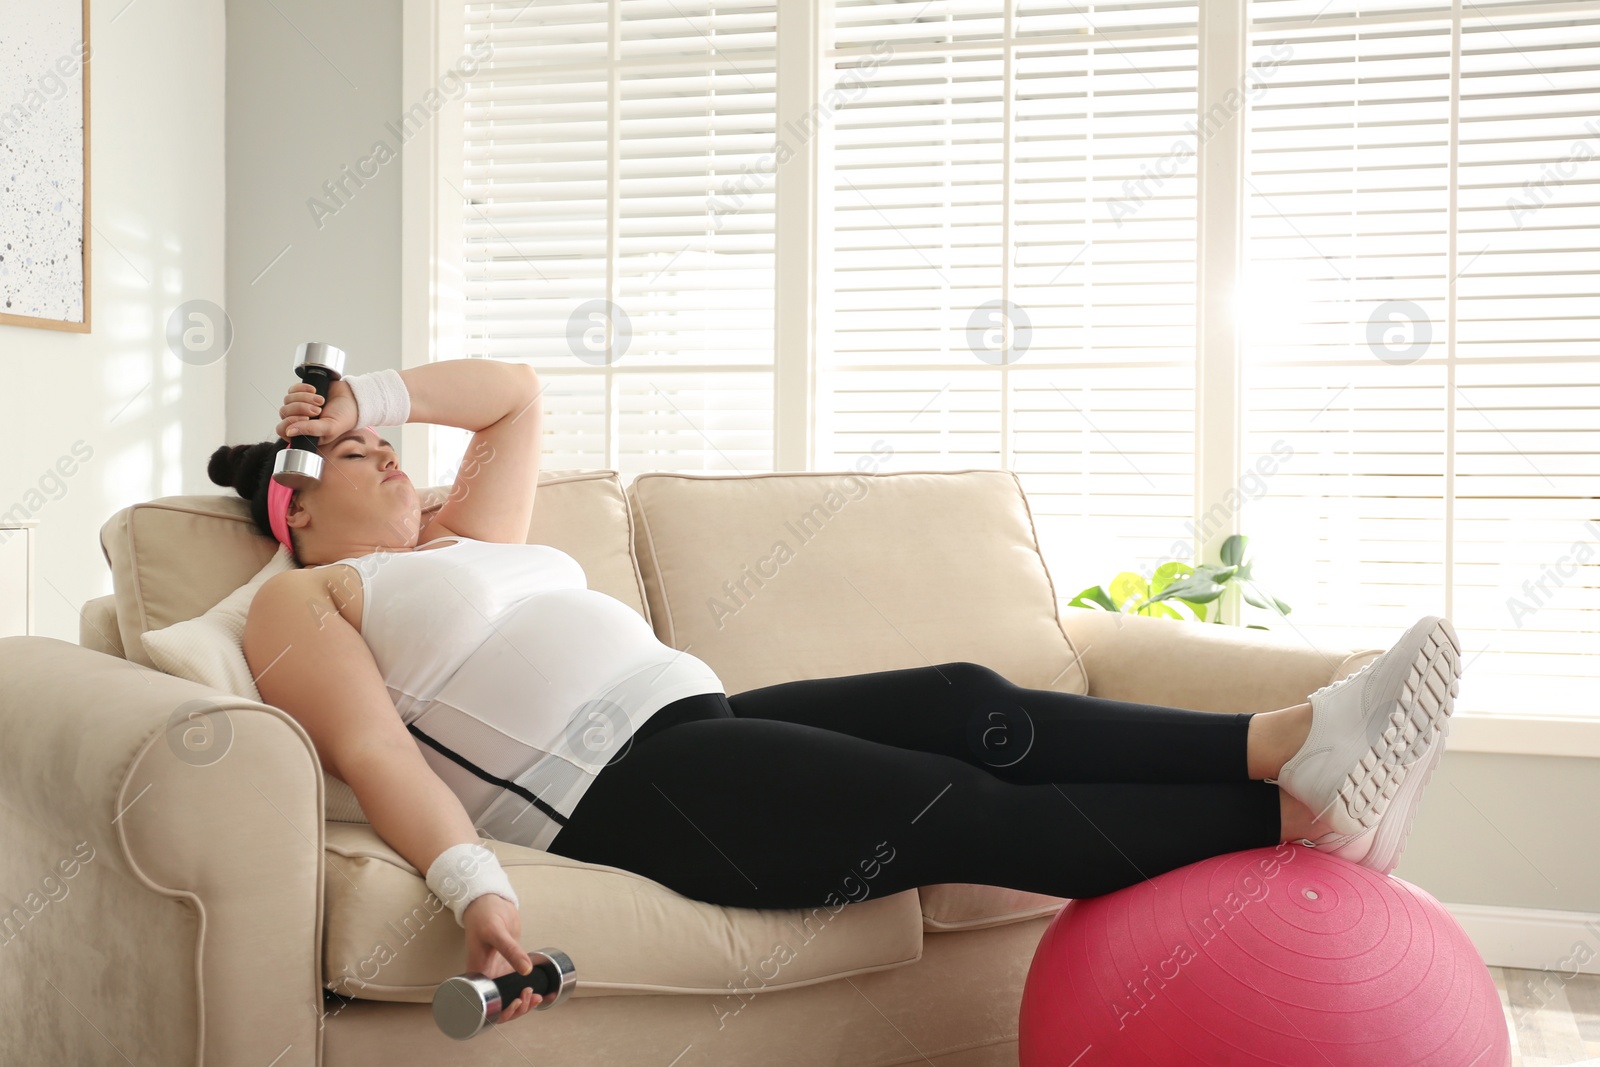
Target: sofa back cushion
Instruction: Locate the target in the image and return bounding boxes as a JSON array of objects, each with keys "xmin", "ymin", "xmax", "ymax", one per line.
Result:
[
  {"xmin": 627, "ymin": 469, "xmax": 1088, "ymax": 696},
  {"xmin": 99, "ymin": 470, "xmax": 648, "ymax": 668}
]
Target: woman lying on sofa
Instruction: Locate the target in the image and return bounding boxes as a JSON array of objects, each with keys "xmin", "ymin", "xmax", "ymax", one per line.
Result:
[{"xmin": 219, "ymin": 358, "xmax": 1462, "ymax": 1027}]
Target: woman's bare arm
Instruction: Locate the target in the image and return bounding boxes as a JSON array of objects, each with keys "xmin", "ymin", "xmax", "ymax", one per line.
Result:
[
  {"xmin": 324, "ymin": 358, "xmax": 537, "ymax": 434},
  {"xmin": 316, "ymin": 359, "xmax": 544, "ymax": 545},
  {"xmin": 244, "ymin": 570, "xmax": 482, "ymax": 877},
  {"xmin": 245, "ymin": 570, "xmax": 545, "ymax": 1020}
]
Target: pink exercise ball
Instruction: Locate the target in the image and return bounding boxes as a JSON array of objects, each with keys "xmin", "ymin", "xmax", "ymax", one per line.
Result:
[{"xmin": 1019, "ymin": 846, "xmax": 1510, "ymax": 1066}]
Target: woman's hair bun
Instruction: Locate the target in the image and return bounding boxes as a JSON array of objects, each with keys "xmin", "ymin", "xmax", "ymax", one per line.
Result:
[
  {"xmin": 208, "ymin": 440, "xmax": 280, "ymax": 499},
  {"xmin": 209, "ymin": 438, "xmax": 297, "ymax": 558}
]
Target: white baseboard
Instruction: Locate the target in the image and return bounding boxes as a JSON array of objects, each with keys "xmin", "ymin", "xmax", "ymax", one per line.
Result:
[{"xmin": 1443, "ymin": 900, "xmax": 1600, "ymax": 975}]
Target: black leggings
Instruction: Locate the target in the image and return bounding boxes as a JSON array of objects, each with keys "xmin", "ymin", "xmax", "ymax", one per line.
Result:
[{"xmin": 543, "ymin": 662, "xmax": 1284, "ymax": 910}]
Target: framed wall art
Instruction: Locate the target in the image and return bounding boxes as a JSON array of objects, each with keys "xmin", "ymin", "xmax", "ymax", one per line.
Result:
[{"xmin": 0, "ymin": 0, "xmax": 92, "ymax": 332}]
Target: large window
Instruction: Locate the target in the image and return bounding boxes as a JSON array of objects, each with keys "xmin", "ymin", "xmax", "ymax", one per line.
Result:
[
  {"xmin": 1242, "ymin": 0, "xmax": 1600, "ymax": 716},
  {"xmin": 460, "ymin": 0, "xmax": 779, "ymax": 474},
  {"xmin": 439, "ymin": 0, "xmax": 1600, "ymax": 721},
  {"xmin": 819, "ymin": 1, "xmax": 1201, "ymax": 599}
]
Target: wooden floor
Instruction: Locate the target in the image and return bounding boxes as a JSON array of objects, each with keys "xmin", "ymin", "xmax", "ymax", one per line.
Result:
[{"xmin": 1496, "ymin": 966, "xmax": 1600, "ymax": 1066}]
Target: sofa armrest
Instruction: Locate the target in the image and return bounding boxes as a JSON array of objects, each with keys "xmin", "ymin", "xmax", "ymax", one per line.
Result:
[
  {"xmin": 1057, "ymin": 607, "xmax": 1380, "ymax": 715},
  {"xmin": 79, "ymin": 593, "xmax": 125, "ymax": 658},
  {"xmin": 0, "ymin": 637, "xmax": 325, "ymax": 1067}
]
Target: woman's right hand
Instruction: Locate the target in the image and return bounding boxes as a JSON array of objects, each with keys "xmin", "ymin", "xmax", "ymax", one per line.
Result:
[
  {"xmin": 276, "ymin": 381, "xmax": 358, "ymax": 445},
  {"xmin": 462, "ymin": 893, "xmax": 551, "ymax": 1025}
]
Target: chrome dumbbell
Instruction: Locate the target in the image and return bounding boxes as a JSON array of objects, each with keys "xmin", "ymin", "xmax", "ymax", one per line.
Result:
[
  {"xmin": 432, "ymin": 948, "xmax": 578, "ymax": 1040},
  {"xmin": 271, "ymin": 341, "xmax": 347, "ymax": 489}
]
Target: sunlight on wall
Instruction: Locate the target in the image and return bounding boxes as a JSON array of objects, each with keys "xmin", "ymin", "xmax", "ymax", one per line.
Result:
[
  {"xmin": 162, "ymin": 419, "xmax": 182, "ymax": 498},
  {"xmin": 105, "ymin": 437, "xmax": 153, "ymax": 514},
  {"xmin": 98, "ymin": 213, "xmax": 165, "ymax": 512}
]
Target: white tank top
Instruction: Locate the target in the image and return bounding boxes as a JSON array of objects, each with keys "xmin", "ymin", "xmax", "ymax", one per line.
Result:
[{"xmin": 329, "ymin": 536, "xmax": 725, "ymax": 850}]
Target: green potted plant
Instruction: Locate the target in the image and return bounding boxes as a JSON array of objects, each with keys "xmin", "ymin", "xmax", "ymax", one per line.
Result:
[{"xmin": 1066, "ymin": 533, "xmax": 1291, "ymax": 630}]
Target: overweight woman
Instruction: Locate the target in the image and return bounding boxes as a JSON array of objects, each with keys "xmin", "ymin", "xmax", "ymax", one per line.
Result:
[{"xmin": 225, "ymin": 359, "xmax": 1461, "ymax": 1027}]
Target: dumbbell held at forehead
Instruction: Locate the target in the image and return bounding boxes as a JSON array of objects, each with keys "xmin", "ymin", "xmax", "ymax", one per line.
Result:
[
  {"xmin": 272, "ymin": 341, "xmax": 347, "ymax": 490},
  {"xmin": 433, "ymin": 948, "xmax": 578, "ymax": 1040}
]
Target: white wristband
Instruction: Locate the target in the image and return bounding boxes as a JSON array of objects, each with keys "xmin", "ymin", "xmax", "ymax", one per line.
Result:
[
  {"xmin": 426, "ymin": 841, "xmax": 520, "ymax": 929},
  {"xmin": 344, "ymin": 368, "xmax": 411, "ymax": 430}
]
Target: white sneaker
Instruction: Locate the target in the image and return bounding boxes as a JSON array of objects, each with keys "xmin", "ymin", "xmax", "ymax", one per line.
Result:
[
  {"xmin": 1267, "ymin": 616, "xmax": 1461, "ymax": 859},
  {"xmin": 1294, "ymin": 825, "xmax": 1376, "ymax": 868}
]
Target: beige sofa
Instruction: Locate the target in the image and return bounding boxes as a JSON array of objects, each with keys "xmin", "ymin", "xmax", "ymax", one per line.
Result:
[{"xmin": 0, "ymin": 467, "xmax": 1382, "ymax": 1067}]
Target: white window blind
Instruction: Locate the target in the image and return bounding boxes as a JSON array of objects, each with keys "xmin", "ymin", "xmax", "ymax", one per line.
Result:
[
  {"xmin": 441, "ymin": 0, "xmax": 1598, "ymax": 719},
  {"xmin": 1243, "ymin": 0, "xmax": 1600, "ymax": 716},
  {"xmin": 820, "ymin": 0, "xmax": 1202, "ymax": 593},
  {"xmin": 460, "ymin": 0, "xmax": 778, "ymax": 479}
]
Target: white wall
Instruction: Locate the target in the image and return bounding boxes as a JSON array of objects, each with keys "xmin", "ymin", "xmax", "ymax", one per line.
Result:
[
  {"xmin": 1407, "ymin": 753, "xmax": 1600, "ymax": 918},
  {"xmin": 224, "ymin": 0, "xmax": 403, "ymax": 462},
  {"xmin": 0, "ymin": 0, "xmax": 226, "ymax": 644}
]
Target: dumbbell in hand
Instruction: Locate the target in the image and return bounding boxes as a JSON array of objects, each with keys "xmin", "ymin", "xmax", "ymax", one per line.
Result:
[
  {"xmin": 272, "ymin": 341, "xmax": 347, "ymax": 489},
  {"xmin": 433, "ymin": 948, "xmax": 577, "ymax": 1040}
]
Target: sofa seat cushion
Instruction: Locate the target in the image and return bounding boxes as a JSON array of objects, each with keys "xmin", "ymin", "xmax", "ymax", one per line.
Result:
[
  {"xmin": 628, "ymin": 469, "xmax": 1088, "ymax": 696},
  {"xmin": 322, "ymin": 822, "xmax": 925, "ymax": 1000},
  {"xmin": 99, "ymin": 469, "xmax": 648, "ymax": 670}
]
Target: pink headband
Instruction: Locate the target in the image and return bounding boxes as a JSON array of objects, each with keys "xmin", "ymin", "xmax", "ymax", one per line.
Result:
[{"xmin": 269, "ymin": 425, "xmax": 377, "ymax": 553}]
